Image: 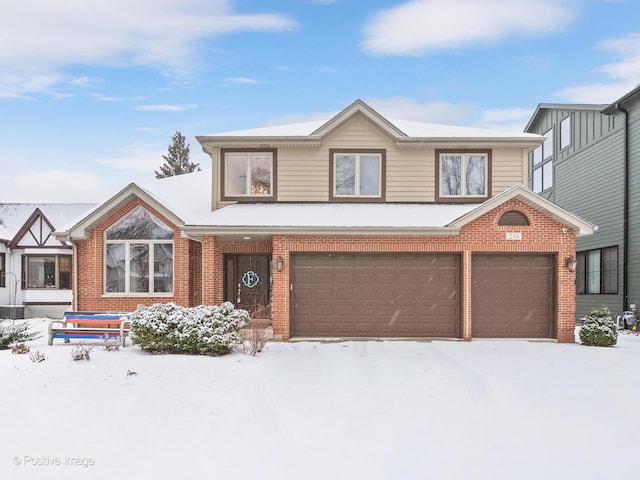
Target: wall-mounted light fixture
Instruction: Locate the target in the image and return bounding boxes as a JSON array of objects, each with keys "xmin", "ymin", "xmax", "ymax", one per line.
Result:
[
  {"xmin": 276, "ymin": 256, "xmax": 284, "ymax": 272},
  {"xmin": 566, "ymin": 255, "xmax": 577, "ymax": 272}
]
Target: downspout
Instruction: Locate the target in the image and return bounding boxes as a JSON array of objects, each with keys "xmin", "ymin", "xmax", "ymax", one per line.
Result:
[
  {"xmin": 72, "ymin": 241, "xmax": 79, "ymax": 311},
  {"xmin": 612, "ymin": 102, "xmax": 629, "ymax": 311}
]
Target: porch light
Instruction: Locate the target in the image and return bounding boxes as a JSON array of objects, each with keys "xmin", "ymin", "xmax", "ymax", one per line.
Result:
[
  {"xmin": 276, "ymin": 256, "xmax": 284, "ymax": 272},
  {"xmin": 566, "ymin": 255, "xmax": 577, "ymax": 272}
]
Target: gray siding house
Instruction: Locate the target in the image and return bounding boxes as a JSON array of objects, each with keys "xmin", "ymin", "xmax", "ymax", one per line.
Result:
[{"xmin": 525, "ymin": 85, "xmax": 640, "ymax": 320}]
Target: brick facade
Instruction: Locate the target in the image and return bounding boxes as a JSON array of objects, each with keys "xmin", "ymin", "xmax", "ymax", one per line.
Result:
[{"xmin": 74, "ymin": 197, "xmax": 577, "ymax": 343}]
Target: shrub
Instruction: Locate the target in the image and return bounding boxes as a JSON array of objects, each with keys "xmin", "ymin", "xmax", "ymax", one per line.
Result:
[
  {"xmin": 579, "ymin": 306, "xmax": 618, "ymax": 347},
  {"xmin": 130, "ymin": 302, "xmax": 249, "ymax": 355},
  {"xmin": 0, "ymin": 320, "xmax": 38, "ymax": 350}
]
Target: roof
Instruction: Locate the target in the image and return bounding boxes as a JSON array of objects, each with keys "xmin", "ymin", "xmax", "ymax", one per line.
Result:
[
  {"xmin": 0, "ymin": 203, "xmax": 97, "ymax": 243},
  {"xmin": 525, "ymin": 103, "xmax": 608, "ymax": 132},
  {"xmin": 198, "ymin": 99, "xmax": 543, "ymax": 150},
  {"xmin": 55, "ymin": 170, "xmax": 212, "ymax": 240},
  {"xmin": 182, "ymin": 184, "xmax": 596, "ymax": 238},
  {"xmin": 602, "ymin": 83, "xmax": 640, "ymax": 114}
]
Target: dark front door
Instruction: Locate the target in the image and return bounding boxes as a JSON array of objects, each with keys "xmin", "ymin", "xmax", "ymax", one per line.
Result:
[{"xmin": 224, "ymin": 254, "xmax": 271, "ymax": 319}]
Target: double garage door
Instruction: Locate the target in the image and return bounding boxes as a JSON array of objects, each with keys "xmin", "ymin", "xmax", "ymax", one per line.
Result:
[{"xmin": 290, "ymin": 253, "xmax": 554, "ymax": 339}]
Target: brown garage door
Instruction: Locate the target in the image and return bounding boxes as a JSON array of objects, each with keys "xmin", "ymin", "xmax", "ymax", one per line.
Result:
[
  {"xmin": 472, "ymin": 254, "xmax": 555, "ymax": 338},
  {"xmin": 291, "ymin": 253, "xmax": 460, "ymax": 338}
]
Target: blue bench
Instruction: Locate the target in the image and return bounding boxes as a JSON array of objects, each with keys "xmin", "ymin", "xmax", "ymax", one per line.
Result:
[{"xmin": 48, "ymin": 312, "xmax": 132, "ymax": 347}]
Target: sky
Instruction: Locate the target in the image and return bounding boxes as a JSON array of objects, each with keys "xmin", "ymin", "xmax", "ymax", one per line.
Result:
[{"xmin": 1, "ymin": 0, "xmax": 639, "ymax": 203}]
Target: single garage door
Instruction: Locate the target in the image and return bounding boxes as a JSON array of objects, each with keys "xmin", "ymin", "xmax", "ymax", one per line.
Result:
[
  {"xmin": 291, "ymin": 253, "xmax": 460, "ymax": 338},
  {"xmin": 472, "ymin": 254, "xmax": 555, "ymax": 338}
]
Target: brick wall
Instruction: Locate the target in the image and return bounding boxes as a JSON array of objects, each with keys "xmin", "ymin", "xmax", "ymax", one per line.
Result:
[
  {"xmin": 76, "ymin": 197, "xmax": 577, "ymax": 343},
  {"xmin": 74, "ymin": 197, "xmax": 192, "ymax": 312}
]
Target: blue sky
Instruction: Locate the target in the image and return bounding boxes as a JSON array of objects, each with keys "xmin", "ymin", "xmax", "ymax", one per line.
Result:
[{"xmin": 2, "ymin": 0, "xmax": 639, "ymax": 202}]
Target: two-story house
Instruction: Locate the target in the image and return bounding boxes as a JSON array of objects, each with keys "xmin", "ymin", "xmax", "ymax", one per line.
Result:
[
  {"xmin": 524, "ymin": 84, "xmax": 640, "ymax": 321},
  {"xmin": 55, "ymin": 100, "xmax": 594, "ymax": 342}
]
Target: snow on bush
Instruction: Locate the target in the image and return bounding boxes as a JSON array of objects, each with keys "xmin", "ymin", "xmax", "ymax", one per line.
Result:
[
  {"xmin": 0, "ymin": 320, "xmax": 38, "ymax": 350},
  {"xmin": 130, "ymin": 303, "xmax": 249, "ymax": 355},
  {"xmin": 579, "ymin": 306, "xmax": 618, "ymax": 347}
]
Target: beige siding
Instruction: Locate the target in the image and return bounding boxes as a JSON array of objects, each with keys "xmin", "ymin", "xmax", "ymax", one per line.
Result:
[
  {"xmin": 491, "ymin": 149, "xmax": 527, "ymax": 194},
  {"xmin": 213, "ymin": 112, "xmax": 530, "ymax": 205}
]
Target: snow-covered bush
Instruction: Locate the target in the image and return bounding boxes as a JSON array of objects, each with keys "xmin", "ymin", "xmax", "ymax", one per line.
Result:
[
  {"xmin": 130, "ymin": 303, "xmax": 249, "ymax": 355},
  {"xmin": 579, "ymin": 306, "xmax": 618, "ymax": 347},
  {"xmin": 0, "ymin": 320, "xmax": 38, "ymax": 350}
]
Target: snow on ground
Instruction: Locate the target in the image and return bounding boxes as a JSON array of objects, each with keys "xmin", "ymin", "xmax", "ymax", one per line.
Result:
[{"xmin": 2, "ymin": 320, "xmax": 640, "ymax": 480}]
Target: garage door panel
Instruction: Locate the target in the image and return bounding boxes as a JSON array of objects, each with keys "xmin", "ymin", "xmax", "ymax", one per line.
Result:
[
  {"xmin": 472, "ymin": 254, "xmax": 554, "ymax": 338},
  {"xmin": 291, "ymin": 253, "xmax": 460, "ymax": 337}
]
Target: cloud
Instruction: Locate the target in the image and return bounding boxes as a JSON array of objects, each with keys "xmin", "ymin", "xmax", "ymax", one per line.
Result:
[
  {"xmin": 95, "ymin": 145, "xmax": 167, "ymax": 172},
  {"xmin": 361, "ymin": 0, "xmax": 575, "ymax": 56},
  {"xmin": 366, "ymin": 97, "xmax": 475, "ymax": 124},
  {"xmin": 0, "ymin": 0, "xmax": 297, "ymax": 97},
  {"xmin": 135, "ymin": 104, "xmax": 199, "ymax": 112},
  {"xmin": 557, "ymin": 33, "xmax": 640, "ymax": 103},
  {"xmin": 473, "ymin": 108, "xmax": 534, "ymax": 131},
  {"xmin": 0, "ymin": 170, "xmax": 112, "ymax": 203},
  {"xmin": 223, "ymin": 77, "xmax": 260, "ymax": 85}
]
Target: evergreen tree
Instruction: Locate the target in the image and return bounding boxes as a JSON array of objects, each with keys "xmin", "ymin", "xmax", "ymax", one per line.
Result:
[{"xmin": 155, "ymin": 131, "xmax": 201, "ymax": 178}]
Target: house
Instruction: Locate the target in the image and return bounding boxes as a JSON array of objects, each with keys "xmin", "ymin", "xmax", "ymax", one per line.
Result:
[
  {"xmin": 0, "ymin": 203, "xmax": 97, "ymax": 318},
  {"xmin": 54, "ymin": 100, "xmax": 595, "ymax": 342},
  {"xmin": 524, "ymin": 84, "xmax": 640, "ymax": 320}
]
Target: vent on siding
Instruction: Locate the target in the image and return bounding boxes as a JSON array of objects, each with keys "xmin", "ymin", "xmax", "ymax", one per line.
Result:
[{"xmin": 498, "ymin": 210, "xmax": 530, "ymax": 226}]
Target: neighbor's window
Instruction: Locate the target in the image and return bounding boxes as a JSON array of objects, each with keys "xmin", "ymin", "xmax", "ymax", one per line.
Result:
[
  {"xmin": 104, "ymin": 206, "xmax": 174, "ymax": 295},
  {"xmin": 222, "ymin": 150, "xmax": 275, "ymax": 200},
  {"xmin": 576, "ymin": 246, "xmax": 618, "ymax": 295},
  {"xmin": 560, "ymin": 116, "xmax": 571, "ymax": 150},
  {"xmin": 24, "ymin": 255, "xmax": 71, "ymax": 289},
  {"xmin": 0, "ymin": 253, "xmax": 5, "ymax": 288},
  {"xmin": 438, "ymin": 151, "xmax": 489, "ymax": 199},
  {"xmin": 532, "ymin": 129, "xmax": 554, "ymax": 194},
  {"xmin": 332, "ymin": 150, "xmax": 383, "ymax": 199}
]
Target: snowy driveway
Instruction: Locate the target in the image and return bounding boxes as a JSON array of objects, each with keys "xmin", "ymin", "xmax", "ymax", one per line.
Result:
[{"xmin": 2, "ymin": 320, "xmax": 639, "ymax": 480}]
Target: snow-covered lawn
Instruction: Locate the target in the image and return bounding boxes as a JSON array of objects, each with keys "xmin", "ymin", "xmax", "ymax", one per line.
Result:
[{"xmin": 2, "ymin": 319, "xmax": 639, "ymax": 480}]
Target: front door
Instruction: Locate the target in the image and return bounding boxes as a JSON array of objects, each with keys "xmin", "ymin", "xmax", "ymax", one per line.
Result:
[{"xmin": 224, "ymin": 254, "xmax": 271, "ymax": 319}]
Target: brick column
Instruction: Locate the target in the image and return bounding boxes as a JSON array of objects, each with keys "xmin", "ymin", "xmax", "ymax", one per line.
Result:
[
  {"xmin": 201, "ymin": 236, "xmax": 216, "ymax": 305},
  {"xmin": 462, "ymin": 250, "xmax": 472, "ymax": 340}
]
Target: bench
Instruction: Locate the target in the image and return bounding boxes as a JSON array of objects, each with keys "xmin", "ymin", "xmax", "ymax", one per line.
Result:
[{"xmin": 48, "ymin": 312, "xmax": 132, "ymax": 347}]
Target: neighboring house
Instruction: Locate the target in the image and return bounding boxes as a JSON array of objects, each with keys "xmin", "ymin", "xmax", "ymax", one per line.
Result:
[
  {"xmin": 524, "ymin": 84, "xmax": 640, "ymax": 320},
  {"xmin": 55, "ymin": 100, "xmax": 595, "ymax": 342},
  {"xmin": 0, "ymin": 203, "xmax": 97, "ymax": 318}
]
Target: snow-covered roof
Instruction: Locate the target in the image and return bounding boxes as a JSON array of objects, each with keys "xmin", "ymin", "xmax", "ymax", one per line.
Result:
[
  {"xmin": 0, "ymin": 203, "xmax": 97, "ymax": 242},
  {"xmin": 188, "ymin": 202, "xmax": 478, "ymax": 231},
  {"xmin": 202, "ymin": 100, "xmax": 543, "ymax": 144}
]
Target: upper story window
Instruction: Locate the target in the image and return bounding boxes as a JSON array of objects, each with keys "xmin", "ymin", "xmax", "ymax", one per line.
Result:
[
  {"xmin": 330, "ymin": 149, "xmax": 385, "ymax": 201},
  {"xmin": 560, "ymin": 116, "xmax": 571, "ymax": 150},
  {"xmin": 24, "ymin": 255, "xmax": 71, "ymax": 289},
  {"xmin": 576, "ymin": 246, "xmax": 617, "ymax": 295},
  {"xmin": 221, "ymin": 149, "xmax": 276, "ymax": 202},
  {"xmin": 532, "ymin": 128, "xmax": 554, "ymax": 194},
  {"xmin": 436, "ymin": 150, "xmax": 490, "ymax": 202},
  {"xmin": 104, "ymin": 206, "xmax": 174, "ymax": 295}
]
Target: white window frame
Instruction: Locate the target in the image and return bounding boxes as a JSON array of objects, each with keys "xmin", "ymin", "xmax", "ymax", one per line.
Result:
[
  {"xmin": 438, "ymin": 152, "xmax": 488, "ymax": 198},
  {"xmin": 560, "ymin": 116, "xmax": 571, "ymax": 150},
  {"xmin": 332, "ymin": 152, "xmax": 382, "ymax": 198},
  {"xmin": 104, "ymin": 240, "xmax": 174, "ymax": 296},
  {"xmin": 543, "ymin": 127, "xmax": 554, "ymax": 160},
  {"xmin": 223, "ymin": 151, "xmax": 274, "ymax": 198}
]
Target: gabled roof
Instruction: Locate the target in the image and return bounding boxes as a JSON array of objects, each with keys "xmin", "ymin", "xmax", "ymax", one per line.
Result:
[
  {"xmin": 0, "ymin": 203, "xmax": 96, "ymax": 244},
  {"xmin": 524, "ymin": 103, "xmax": 608, "ymax": 132},
  {"xmin": 55, "ymin": 170, "xmax": 212, "ymax": 241},
  {"xmin": 448, "ymin": 184, "xmax": 596, "ymax": 236},
  {"xmin": 197, "ymin": 99, "xmax": 543, "ymax": 150}
]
